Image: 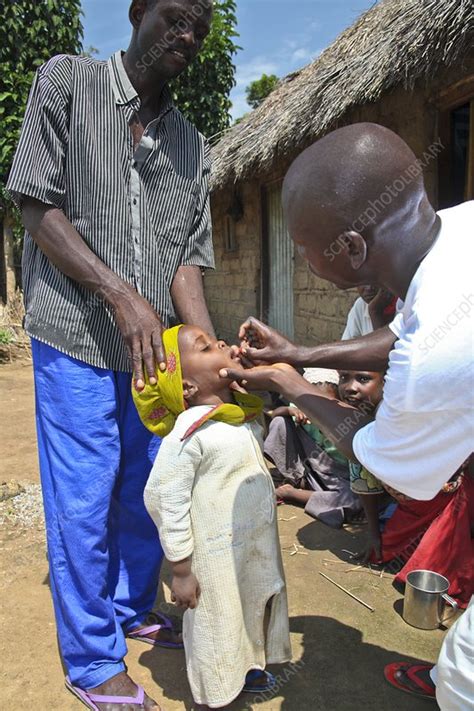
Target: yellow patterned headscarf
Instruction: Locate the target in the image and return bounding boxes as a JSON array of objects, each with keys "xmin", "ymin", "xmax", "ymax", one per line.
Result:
[{"xmin": 132, "ymin": 325, "xmax": 263, "ymax": 439}]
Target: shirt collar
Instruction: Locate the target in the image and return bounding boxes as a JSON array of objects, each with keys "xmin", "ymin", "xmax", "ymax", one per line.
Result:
[
  {"xmin": 108, "ymin": 51, "xmax": 139, "ymax": 106},
  {"xmin": 107, "ymin": 50, "xmax": 174, "ymax": 120}
]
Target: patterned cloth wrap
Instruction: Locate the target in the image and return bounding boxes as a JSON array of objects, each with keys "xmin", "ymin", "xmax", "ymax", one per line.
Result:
[
  {"xmin": 350, "ymin": 461, "xmax": 465, "ymax": 501},
  {"xmin": 132, "ymin": 324, "xmax": 263, "ymax": 439},
  {"xmin": 349, "ymin": 461, "xmax": 385, "ymax": 495}
]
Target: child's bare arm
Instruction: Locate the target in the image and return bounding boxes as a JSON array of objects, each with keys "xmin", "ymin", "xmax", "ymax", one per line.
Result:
[
  {"xmin": 267, "ymin": 405, "xmax": 310, "ymax": 424},
  {"xmin": 355, "ymin": 494, "xmax": 383, "ymax": 563},
  {"xmin": 266, "ymin": 405, "xmax": 292, "ymax": 419}
]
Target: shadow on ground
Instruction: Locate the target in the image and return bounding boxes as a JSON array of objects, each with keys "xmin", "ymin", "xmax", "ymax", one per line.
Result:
[{"xmin": 139, "ymin": 613, "xmax": 434, "ymax": 711}]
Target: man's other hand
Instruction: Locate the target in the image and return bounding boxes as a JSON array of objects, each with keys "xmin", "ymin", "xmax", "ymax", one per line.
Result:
[{"xmin": 112, "ymin": 290, "xmax": 166, "ymax": 390}]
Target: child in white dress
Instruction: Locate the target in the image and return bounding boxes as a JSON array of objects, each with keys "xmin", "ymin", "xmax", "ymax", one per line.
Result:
[{"xmin": 133, "ymin": 325, "xmax": 291, "ymax": 709}]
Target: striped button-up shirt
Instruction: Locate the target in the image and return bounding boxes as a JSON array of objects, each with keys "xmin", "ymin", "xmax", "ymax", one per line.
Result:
[{"xmin": 7, "ymin": 51, "xmax": 214, "ymax": 371}]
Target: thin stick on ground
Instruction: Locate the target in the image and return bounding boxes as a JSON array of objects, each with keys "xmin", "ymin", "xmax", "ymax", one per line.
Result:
[{"xmin": 319, "ymin": 572, "xmax": 375, "ymax": 612}]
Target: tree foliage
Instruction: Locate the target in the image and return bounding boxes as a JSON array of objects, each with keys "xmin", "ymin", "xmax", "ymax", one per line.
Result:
[
  {"xmin": 245, "ymin": 73, "xmax": 279, "ymax": 110},
  {"xmin": 172, "ymin": 0, "xmax": 239, "ymax": 141},
  {"xmin": 0, "ymin": 0, "xmax": 83, "ymax": 210}
]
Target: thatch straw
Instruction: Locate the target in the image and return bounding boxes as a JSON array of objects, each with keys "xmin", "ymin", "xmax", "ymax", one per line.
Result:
[{"xmin": 211, "ymin": 0, "xmax": 474, "ymax": 190}]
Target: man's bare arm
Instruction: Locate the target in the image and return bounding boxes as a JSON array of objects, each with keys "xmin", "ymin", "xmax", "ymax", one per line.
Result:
[
  {"xmin": 221, "ymin": 364, "xmax": 371, "ymax": 459},
  {"xmin": 21, "ymin": 197, "xmax": 165, "ymax": 385},
  {"xmin": 171, "ymin": 265, "xmax": 215, "ymax": 336},
  {"xmin": 294, "ymin": 327, "xmax": 397, "ymax": 371},
  {"xmin": 239, "ymin": 317, "xmax": 396, "ymax": 372}
]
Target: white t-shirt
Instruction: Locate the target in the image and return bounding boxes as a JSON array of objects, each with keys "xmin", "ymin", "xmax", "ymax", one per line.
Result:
[
  {"xmin": 353, "ymin": 201, "xmax": 474, "ymax": 500},
  {"xmin": 341, "ymin": 297, "xmax": 373, "ymax": 340}
]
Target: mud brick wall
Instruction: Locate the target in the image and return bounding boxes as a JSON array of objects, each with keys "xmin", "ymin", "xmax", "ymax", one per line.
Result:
[
  {"xmin": 205, "ymin": 177, "xmax": 356, "ymax": 345},
  {"xmin": 204, "ymin": 180, "xmax": 262, "ymax": 342}
]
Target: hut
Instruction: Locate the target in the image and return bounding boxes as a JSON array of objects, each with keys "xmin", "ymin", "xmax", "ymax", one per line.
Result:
[{"xmin": 205, "ymin": 0, "xmax": 474, "ymax": 343}]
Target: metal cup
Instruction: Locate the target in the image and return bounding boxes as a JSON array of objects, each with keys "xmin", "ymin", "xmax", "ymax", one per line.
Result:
[{"xmin": 403, "ymin": 570, "xmax": 458, "ymax": 630}]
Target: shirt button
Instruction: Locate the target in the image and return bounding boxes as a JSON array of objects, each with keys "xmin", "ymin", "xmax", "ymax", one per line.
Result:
[{"xmin": 133, "ymin": 198, "xmax": 137, "ymax": 205}]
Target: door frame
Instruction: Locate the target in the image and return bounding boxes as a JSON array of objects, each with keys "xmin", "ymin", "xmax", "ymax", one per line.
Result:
[{"xmin": 260, "ymin": 177, "xmax": 294, "ymax": 333}]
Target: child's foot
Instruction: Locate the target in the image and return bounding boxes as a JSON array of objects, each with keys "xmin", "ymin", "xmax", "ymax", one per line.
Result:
[
  {"xmin": 128, "ymin": 612, "xmax": 183, "ymax": 647},
  {"xmin": 243, "ymin": 669, "xmax": 277, "ymax": 693},
  {"xmin": 193, "ymin": 671, "xmax": 276, "ymax": 708}
]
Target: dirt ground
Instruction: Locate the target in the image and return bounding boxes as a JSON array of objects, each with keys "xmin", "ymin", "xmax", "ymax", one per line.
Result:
[{"xmin": 0, "ymin": 362, "xmax": 453, "ymax": 711}]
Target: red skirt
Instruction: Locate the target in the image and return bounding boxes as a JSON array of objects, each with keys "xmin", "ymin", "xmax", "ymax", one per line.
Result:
[{"xmin": 375, "ymin": 475, "xmax": 474, "ymax": 607}]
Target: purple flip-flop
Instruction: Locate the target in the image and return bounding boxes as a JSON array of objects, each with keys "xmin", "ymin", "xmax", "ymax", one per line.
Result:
[
  {"xmin": 127, "ymin": 611, "xmax": 184, "ymax": 649},
  {"xmin": 65, "ymin": 677, "xmax": 146, "ymax": 709}
]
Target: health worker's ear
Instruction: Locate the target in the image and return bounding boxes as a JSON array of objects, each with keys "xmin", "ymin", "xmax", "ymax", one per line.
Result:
[
  {"xmin": 183, "ymin": 379, "xmax": 199, "ymax": 403},
  {"xmin": 340, "ymin": 231, "xmax": 368, "ymax": 271}
]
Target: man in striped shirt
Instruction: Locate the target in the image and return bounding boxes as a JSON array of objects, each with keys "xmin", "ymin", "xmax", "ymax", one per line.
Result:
[{"xmin": 7, "ymin": 1, "xmax": 214, "ymax": 708}]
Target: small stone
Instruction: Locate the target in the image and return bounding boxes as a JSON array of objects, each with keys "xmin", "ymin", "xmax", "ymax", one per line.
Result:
[{"xmin": 0, "ymin": 480, "xmax": 26, "ymax": 502}]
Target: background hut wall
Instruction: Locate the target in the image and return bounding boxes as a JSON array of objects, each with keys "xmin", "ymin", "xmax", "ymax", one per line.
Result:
[{"xmin": 205, "ymin": 66, "xmax": 467, "ymax": 345}]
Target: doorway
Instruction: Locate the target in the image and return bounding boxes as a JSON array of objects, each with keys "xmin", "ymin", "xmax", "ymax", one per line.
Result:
[{"xmin": 261, "ymin": 181, "xmax": 294, "ymax": 339}]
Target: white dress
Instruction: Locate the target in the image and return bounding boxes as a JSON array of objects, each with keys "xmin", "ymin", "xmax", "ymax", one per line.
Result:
[
  {"xmin": 144, "ymin": 406, "xmax": 292, "ymax": 708},
  {"xmin": 431, "ymin": 596, "xmax": 474, "ymax": 710}
]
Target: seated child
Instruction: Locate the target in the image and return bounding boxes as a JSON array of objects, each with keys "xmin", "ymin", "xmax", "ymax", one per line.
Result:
[
  {"xmin": 264, "ymin": 368, "xmax": 363, "ymax": 528},
  {"xmin": 338, "ymin": 368, "xmax": 392, "ymax": 556},
  {"xmin": 340, "ymin": 369, "xmax": 474, "ymax": 608},
  {"xmin": 134, "ymin": 325, "xmax": 292, "ymax": 710}
]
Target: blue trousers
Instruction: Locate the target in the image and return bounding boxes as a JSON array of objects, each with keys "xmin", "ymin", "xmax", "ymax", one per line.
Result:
[{"xmin": 31, "ymin": 339, "xmax": 163, "ymax": 688}]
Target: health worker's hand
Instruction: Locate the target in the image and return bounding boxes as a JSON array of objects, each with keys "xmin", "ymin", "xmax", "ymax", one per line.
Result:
[
  {"xmin": 238, "ymin": 317, "xmax": 298, "ymax": 366},
  {"xmin": 220, "ymin": 362, "xmax": 297, "ymax": 392}
]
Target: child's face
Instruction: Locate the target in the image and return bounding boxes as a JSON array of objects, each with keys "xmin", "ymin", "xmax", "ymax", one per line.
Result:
[
  {"xmin": 338, "ymin": 370, "xmax": 384, "ymax": 412},
  {"xmin": 179, "ymin": 326, "xmax": 243, "ymax": 405}
]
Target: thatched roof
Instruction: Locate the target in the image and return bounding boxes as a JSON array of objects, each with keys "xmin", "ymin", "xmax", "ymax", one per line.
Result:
[{"xmin": 211, "ymin": 0, "xmax": 474, "ymax": 190}]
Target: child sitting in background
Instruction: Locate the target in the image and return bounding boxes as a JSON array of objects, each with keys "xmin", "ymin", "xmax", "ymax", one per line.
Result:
[
  {"xmin": 339, "ymin": 369, "xmax": 474, "ymax": 608},
  {"xmin": 134, "ymin": 326, "xmax": 291, "ymax": 710},
  {"xmin": 338, "ymin": 368, "xmax": 392, "ymax": 556},
  {"xmin": 264, "ymin": 368, "xmax": 363, "ymax": 528}
]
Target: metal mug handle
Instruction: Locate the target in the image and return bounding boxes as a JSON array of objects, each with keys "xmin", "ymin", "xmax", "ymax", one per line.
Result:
[{"xmin": 441, "ymin": 593, "xmax": 459, "ymax": 622}]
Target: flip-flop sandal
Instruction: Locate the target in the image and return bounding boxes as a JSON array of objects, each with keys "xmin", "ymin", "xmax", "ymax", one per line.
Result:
[
  {"xmin": 127, "ymin": 612, "xmax": 184, "ymax": 649},
  {"xmin": 242, "ymin": 669, "xmax": 277, "ymax": 694},
  {"xmin": 384, "ymin": 662, "xmax": 437, "ymax": 700},
  {"xmin": 65, "ymin": 677, "xmax": 148, "ymax": 709}
]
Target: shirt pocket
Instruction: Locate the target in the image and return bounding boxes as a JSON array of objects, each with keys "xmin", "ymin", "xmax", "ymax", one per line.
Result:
[{"xmin": 149, "ymin": 170, "xmax": 199, "ymax": 246}]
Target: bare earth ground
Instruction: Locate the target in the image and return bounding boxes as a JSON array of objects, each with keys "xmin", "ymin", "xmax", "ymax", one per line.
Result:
[{"xmin": 0, "ymin": 362, "xmax": 455, "ymax": 711}]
